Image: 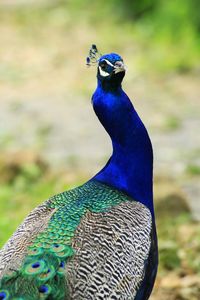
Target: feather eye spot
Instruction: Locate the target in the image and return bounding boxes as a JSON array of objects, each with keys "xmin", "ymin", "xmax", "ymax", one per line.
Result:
[
  {"xmin": 24, "ymin": 260, "xmax": 46, "ymax": 275},
  {"xmin": 0, "ymin": 291, "xmax": 9, "ymax": 300},
  {"xmin": 38, "ymin": 266, "xmax": 55, "ymax": 282},
  {"xmin": 28, "ymin": 247, "xmax": 43, "ymax": 256},
  {"xmin": 39, "ymin": 285, "xmax": 48, "ymax": 293},
  {"xmin": 39, "ymin": 284, "xmax": 51, "ymax": 295},
  {"xmin": 51, "ymin": 244, "xmax": 65, "ymax": 253},
  {"xmin": 32, "ymin": 262, "xmax": 40, "ymax": 268},
  {"xmin": 60, "ymin": 261, "xmax": 65, "ymax": 268},
  {"xmin": 58, "ymin": 261, "xmax": 65, "ymax": 275}
]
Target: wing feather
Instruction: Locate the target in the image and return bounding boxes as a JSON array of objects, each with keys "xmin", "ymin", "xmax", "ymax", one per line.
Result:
[{"xmin": 67, "ymin": 201, "xmax": 152, "ymax": 300}]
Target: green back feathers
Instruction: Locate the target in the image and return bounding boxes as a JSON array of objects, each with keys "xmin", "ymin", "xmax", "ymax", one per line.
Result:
[{"xmin": 0, "ymin": 181, "xmax": 130, "ymax": 299}]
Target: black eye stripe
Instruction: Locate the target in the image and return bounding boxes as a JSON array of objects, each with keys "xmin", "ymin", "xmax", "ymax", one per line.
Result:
[{"xmin": 99, "ymin": 61, "xmax": 107, "ymax": 70}]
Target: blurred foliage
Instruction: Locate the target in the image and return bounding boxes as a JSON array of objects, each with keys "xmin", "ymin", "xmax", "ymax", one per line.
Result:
[
  {"xmin": 186, "ymin": 164, "xmax": 200, "ymax": 176},
  {"xmin": 159, "ymin": 243, "xmax": 181, "ymax": 271},
  {"xmin": 0, "ymin": 0, "xmax": 199, "ymax": 73}
]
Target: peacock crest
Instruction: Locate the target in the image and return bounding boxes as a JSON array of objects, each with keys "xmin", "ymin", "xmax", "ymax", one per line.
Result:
[{"xmin": 86, "ymin": 44, "xmax": 101, "ymax": 66}]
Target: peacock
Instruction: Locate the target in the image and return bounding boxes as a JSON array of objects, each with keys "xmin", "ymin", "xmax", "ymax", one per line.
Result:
[{"xmin": 0, "ymin": 45, "xmax": 158, "ymax": 300}]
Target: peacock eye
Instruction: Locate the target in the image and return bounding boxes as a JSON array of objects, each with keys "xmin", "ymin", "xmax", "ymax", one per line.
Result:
[{"xmin": 100, "ymin": 61, "xmax": 107, "ymax": 70}]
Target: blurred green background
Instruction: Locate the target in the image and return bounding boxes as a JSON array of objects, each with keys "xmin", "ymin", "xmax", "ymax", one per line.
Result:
[{"xmin": 0, "ymin": 1, "xmax": 200, "ymax": 299}]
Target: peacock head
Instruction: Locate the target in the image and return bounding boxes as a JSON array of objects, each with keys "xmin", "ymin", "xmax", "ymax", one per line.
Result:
[{"xmin": 86, "ymin": 45, "xmax": 126, "ymax": 88}]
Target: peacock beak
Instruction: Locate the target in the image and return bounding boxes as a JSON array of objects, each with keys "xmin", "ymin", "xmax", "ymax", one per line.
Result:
[{"xmin": 114, "ymin": 61, "xmax": 126, "ymax": 74}]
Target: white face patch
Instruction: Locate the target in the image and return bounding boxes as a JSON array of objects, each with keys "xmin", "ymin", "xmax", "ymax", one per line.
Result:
[{"xmin": 98, "ymin": 66, "xmax": 110, "ymax": 77}]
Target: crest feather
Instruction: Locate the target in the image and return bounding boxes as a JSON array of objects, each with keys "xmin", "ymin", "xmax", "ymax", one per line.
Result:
[{"xmin": 86, "ymin": 44, "xmax": 101, "ymax": 66}]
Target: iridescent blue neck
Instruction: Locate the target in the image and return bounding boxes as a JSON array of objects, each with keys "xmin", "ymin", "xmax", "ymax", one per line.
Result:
[{"xmin": 91, "ymin": 79, "xmax": 154, "ymax": 217}]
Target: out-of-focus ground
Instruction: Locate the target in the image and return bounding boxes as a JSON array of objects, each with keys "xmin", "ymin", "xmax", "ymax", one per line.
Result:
[{"xmin": 0, "ymin": 1, "xmax": 200, "ymax": 299}]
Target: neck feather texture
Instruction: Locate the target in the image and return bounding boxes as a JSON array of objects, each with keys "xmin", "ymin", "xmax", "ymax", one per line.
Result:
[{"xmin": 91, "ymin": 80, "xmax": 154, "ymax": 216}]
